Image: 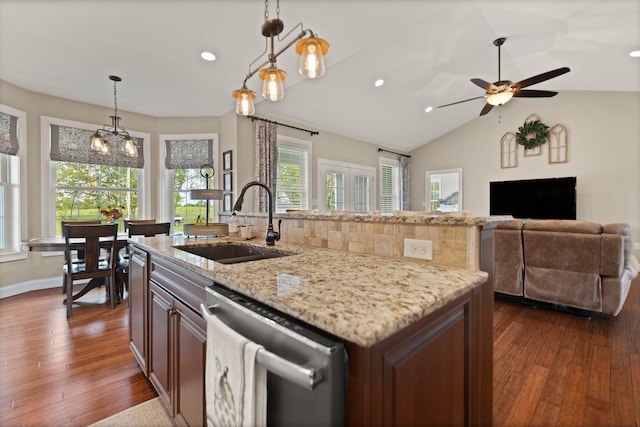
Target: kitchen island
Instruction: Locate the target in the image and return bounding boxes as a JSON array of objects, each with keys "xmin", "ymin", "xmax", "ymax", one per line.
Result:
[{"xmin": 128, "ymin": 235, "xmax": 492, "ymax": 426}]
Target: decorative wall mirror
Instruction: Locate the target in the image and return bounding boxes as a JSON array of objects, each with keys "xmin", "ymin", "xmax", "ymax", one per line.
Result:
[{"xmin": 425, "ymin": 168, "xmax": 462, "ymax": 212}]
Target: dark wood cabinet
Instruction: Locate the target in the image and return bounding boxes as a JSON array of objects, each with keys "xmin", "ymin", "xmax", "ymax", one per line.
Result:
[
  {"xmin": 129, "ymin": 245, "xmax": 492, "ymax": 427},
  {"xmin": 128, "ymin": 246, "xmax": 149, "ymax": 375},
  {"xmin": 148, "ymin": 282, "xmax": 172, "ymax": 405},
  {"xmin": 346, "ymin": 280, "xmax": 493, "ymax": 427},
  {"xmin": 147, "ymin": 255, "xmax": 208, "ymax": 427}
]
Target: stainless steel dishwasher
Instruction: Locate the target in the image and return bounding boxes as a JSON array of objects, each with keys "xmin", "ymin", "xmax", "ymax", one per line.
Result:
[{"xmin": 201, "ymin": 283, "xmax": 347, "ymax": 427}]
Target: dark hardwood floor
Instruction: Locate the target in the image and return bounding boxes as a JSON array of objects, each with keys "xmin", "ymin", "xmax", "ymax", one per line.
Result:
[
  {"xmin": 493, "ymin": 275, "xmax": 640, "ymax": 427},
  {"xmin": 1, "ymin": 276, "xmax": 639, "ymax": 426},
  {"xmin": 0, "ymin": 286, "xmax": 157, "ymax": 427}
]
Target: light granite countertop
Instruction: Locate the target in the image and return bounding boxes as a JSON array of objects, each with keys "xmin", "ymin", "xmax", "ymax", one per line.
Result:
[
  {"xmin": 222, "ymin": 211, "xmax": 513, "ymax": 227},
  {"xmin": 132, "ymin": 235, "xmax": 488, "ymax": 347}
]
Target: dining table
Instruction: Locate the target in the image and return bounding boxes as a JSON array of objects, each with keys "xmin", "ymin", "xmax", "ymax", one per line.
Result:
[{"xmin": 21, "ymin": 235, "xmax": 130, "ymax": 303}]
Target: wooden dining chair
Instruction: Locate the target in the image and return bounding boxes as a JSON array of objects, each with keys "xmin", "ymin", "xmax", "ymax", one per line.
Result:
[
  {"xmin": 63, "ymin": 223, "xmax": 118, "ymax": 318},
  {"xmin": 60, "ymin": 220, "xmax": 101, "ymax": 294},
  {"xmin": 117, "ymin": 222, "xmax": 171, "ymax": 299},
  {"xmin": 123, "ymin": 218, "xmax": 156, "ymax": 233}
]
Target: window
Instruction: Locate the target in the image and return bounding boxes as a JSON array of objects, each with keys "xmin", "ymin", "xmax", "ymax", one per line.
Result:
[
  {"xmin": 276, "ymin": 136, "xmax": 311, "ymax": 213},
  {"xmin": 379, "ymin": 157, "xmax": 401, "ymax": 214},
  {"xmin": 318, "ymin": 159, "xmax": 375, "ymax": 213},
  {"xmin": 54, "ymin": 162, "xmax": 139, "ymax": 234},
  {"xmin": 159, "ymin": 134, "xmax": 219, "ymax": 232},
  {"xmin": 41, "ymin": 117, "xmax": 150, "ymax": 237},
  {"xmin": 0, "ymin": 105, "xmax": 27, "ymax": 262},
  {"xmin": 429, "ymin": 178, "xmax": 441, "ymax": 211}
]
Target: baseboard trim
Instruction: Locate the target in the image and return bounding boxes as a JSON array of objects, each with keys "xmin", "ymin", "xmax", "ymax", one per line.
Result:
[{"xmin": 0, "ymin": 277, "xmax": 60, "ymax": 299}]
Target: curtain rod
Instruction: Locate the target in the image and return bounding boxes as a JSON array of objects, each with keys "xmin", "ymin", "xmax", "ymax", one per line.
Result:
[
  {"xmin": 248, "ymin": 115, "xmax": 319, "ymax": 136},
  {"xmin": 378, "ymin": 148, "xmax": 411, "ymax": 158}
]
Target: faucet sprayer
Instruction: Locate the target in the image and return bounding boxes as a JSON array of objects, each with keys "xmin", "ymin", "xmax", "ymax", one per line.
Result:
[{"xmin": 233, "ymin": 181, "xmax": 281, "ymax": 246}]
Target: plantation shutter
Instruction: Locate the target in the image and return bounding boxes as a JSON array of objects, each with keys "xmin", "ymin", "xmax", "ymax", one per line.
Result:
[
  {"xmin": 0, "ymin": 112, "xmax": 19, "ymax": 156},
  {"xmin": 165, "ymin": 139, "xmax": 214, "ymax": 170},
  {"xmin": 380, "ymin": 163, "xmax": 394, "ymax": 214},
  {"xmin": 50, "ymin": 124, "xmax": 144, "ymax": 168},
  {"xmin": 276, "ymin": 143, "xmax": 309, "ymax": 211}
]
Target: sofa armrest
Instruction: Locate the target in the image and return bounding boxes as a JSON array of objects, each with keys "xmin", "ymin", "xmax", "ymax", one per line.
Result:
[{"xmin": 600, "ymin": 234, "xmax": 624, "ymax": 277}]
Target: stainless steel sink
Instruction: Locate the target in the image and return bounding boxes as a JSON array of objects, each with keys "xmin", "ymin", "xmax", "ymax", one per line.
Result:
[{"xmin": 173, "ymin": 243, "xmax": 290, "ymax": 264}]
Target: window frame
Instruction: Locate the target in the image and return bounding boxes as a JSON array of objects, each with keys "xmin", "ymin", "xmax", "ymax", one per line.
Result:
[
  {"xmin": 276, "ymin": 135, "xmax": 312, "ymax": 213},
  {"xmin": 41, "ymin": 116, "xmax": 151, "ymax": 238},
  {"xmin": 317, "ymin": 159, "xmax": 376, "ymax": 213},
  {"xmin": 158, "ymin": 133, "xmax": 219, "ymax": 231},
  {"xmin": 0, "ymin": 104, "xmax": 27, "ymax": 262}
]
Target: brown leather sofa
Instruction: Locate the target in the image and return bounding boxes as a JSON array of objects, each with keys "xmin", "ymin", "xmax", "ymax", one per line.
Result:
[{"xmin": 493, "ymin": 219, "xmax": 639, "ymax": 316}]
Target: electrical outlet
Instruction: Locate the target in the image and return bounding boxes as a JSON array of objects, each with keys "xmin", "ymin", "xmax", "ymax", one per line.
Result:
[
  {"xmin": 635, "ymin": 242, "xmax": 640, "ymax": 251},
  {"xmin": 404, "ymin": 238, "xmax": 433, "ymax": 260}
]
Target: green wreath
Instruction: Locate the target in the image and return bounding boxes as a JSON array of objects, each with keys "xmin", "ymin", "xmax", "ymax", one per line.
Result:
[{"xmin": 516, "ymin": 120, "xmax": 549, "ymax": 150}]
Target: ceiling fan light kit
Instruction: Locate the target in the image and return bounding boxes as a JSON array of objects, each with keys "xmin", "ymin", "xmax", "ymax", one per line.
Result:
[
  {"xmin": 231, "ymin": 0, "xmax": 330, "ymax": 116},
  {"xmin": 438, "ymin": 37, "xmax": 570, "ymax": 116}
]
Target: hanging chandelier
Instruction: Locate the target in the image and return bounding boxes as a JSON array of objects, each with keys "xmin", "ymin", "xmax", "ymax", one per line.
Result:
[
  {"xmin": 231, "ymin": 0, "xmax": 330, "ymax": 116},
  {"xmin": 90, "ymin": 75, "xmax": 138, "ymax": 157}
]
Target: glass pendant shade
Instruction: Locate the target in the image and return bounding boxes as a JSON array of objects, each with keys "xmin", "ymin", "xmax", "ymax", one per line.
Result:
[
  {"xmin": 100, "ymin": 139, "xmax": 111, "ymax": 155},
  {"xmin": 121, "ymin": 136, "xmax": 138, "ymax": 157},
  {"xmin": 259, "ymin": 67, "xmax": 287, "ymax": 101},
  {"xmin": 91, "ymin": 132, "xmax": 109, "ymax": 154},
  {"xmin": 232, "ymin": 87, "xmax": 257, "ymax": 116},
  {"xmin": 296, "ymin": 37, "xmax": 329, "ymax": 79},
  {"xmin": 487, "ymin": 91, "xmax": 514, "ymax": 106}
]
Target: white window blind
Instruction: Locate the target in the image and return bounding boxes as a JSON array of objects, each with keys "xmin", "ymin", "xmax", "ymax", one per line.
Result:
[
  {"xmin": 276, "ymin": 138, "xmax": 310, "ymax": 213},
  {"xmin": 380, "ymin": 158, "xmax": 400, "ymax": 214}
]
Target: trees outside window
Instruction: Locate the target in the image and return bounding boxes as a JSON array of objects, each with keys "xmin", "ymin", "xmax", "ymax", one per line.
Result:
[{"xmin": 54, "ymin": 162, "xmax": 138, "ymax": 234}]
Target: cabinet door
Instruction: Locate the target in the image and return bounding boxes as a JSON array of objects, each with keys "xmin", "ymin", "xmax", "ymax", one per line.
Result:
[
  {"xmin": 149, "ymin": 281, "xmax": 173, "ymax": 410},
  {"xmin": 174, "ymin": 300, "xmax": 207, "ymax": 427},
  {"xmin": 128, "ymin": 247, "xmax": 148, "ymax": 374}
]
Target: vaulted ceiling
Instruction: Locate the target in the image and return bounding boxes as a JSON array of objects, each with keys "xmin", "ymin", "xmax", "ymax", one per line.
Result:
[{"xmin": 1, "ymin": 0, "xmax": 638, "ymax": 152}]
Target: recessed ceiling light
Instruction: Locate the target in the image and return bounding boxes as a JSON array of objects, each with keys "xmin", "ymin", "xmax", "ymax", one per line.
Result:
[
  {"xmin": 374, "ymin": 79, "xmax": 384, "ymax": 87},
  {"xmin": 201, "ymin": 51, "xmax": 216, "ymax": 61},
  {"xmin": 425, "ymin": 106, "xmax": 434, "ymax": 113},
  {"xmin": 630, "ymin": 50, "xmax": 640, "ymax": 58}
]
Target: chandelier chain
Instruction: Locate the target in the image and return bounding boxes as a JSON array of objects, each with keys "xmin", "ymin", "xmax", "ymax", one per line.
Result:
[{"xmin": 264, "ymin": 0, "xmax": 280, "ymax": 22}]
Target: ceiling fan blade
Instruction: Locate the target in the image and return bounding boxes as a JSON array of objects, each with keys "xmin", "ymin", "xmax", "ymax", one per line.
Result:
[
  {"xmin": 438, "ymin": 95, "xmax": 486, "ymax": 109},
  {"xmin": 513, "ymin": 89, "xmax": 558, "ymax": 98},
  {"xmin": 479, "ymin": 103, "xmax": 494, "ymax": 116},
  {"xmin": 512, "ymin": 67, "xmax": 570, "ymax": 89},
  {"xmin": 470, "ymin": 78, "xmax": 494, "ymax": 90}
]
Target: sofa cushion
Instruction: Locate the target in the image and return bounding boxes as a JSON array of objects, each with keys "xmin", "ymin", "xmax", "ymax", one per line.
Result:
[
  {"xmin": 496, "ymin": 219, "xmax": 524, "ymax": 230},
  {"xmin": 524, "ymin": 266, "xmax": 602, "ymax": 311},
  {"xmin": 523, "ymin": 230, "xmax": 601, "ymax": 274},
  {"xmin": 523, "ymin": 220, "xmax": 602, "ymax": 235}
]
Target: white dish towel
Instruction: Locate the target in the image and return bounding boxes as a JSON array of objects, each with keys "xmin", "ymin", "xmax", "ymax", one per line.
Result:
[{"xmin": 206, "ymin": 315, "xmax": 267, "ymax": 427}]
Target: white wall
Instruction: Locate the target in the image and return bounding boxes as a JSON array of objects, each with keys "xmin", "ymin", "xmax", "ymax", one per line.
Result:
[{"xmin": 410, "ymin": 90, "xmax": 640, "ymax": 253}]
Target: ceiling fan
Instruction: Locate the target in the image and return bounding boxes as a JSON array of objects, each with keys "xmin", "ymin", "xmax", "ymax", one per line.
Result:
[{"xmin": 438, "ymin": 37, "xmax": 570, "ymax": 116}]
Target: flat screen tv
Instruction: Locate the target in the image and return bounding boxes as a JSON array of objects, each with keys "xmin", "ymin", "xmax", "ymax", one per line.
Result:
[{"xmin": 490, "ymin": 177, "xmax": 577, "ymax": 220}]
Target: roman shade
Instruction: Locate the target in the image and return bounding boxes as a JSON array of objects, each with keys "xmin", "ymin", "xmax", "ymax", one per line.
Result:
[
  {"xmin": 50, "ymin": 124, "xmax": 144, "ymax": 168},
  {"xmin": 0, "ymin": 112, "xmax": 19, "ymax": 156},
  {"xmin": 164, "ymin": 139, "xmax": 214, "ymax": 170}
]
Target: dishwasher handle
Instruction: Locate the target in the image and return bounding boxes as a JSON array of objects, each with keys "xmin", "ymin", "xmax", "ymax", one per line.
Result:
[{"xmin": 200, "ymin": 303, "xmax": 322, "ymax": 391}]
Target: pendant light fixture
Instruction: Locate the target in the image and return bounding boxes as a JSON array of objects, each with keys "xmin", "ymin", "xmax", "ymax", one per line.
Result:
[
  {"xmin": 231, "ymin": 0, "xmax": 330, "ymax": 116},
  {"xmin": 90, "ymin": 75, "xmax": 138, "ymax": 157}
]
